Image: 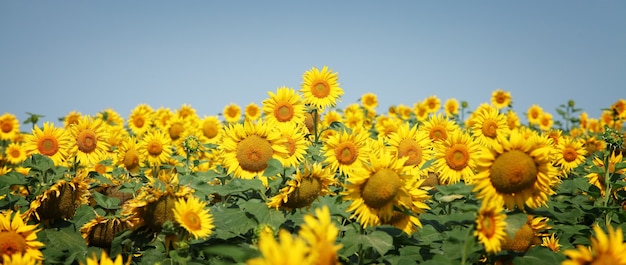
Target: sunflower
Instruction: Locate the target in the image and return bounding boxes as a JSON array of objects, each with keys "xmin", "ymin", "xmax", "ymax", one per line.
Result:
[
  {"xmin": 444, "ymin": 98, "xmax": 460, "ymax": 117},
  {"xmin": 420, "ymin": 114, "xmax": 459, "ymax": 142},
  {"xmin": 360, "ymin": 92, "xmax": 378, "ymax": 110},
  {"xmin": 342, "ymin": 151, "xmax": 413, "ymax": 228},
  {"xmin": 382, "ymin": 177, "xmax": 430, "ymax": 235},
  {"xmin": 198, "ymin": 115, "xmax": 223, "ymax": 145},
  {"xmin": 63, "ymin": 110, "xmax": 82, "ymax": 128},
  {"xmin": 374, "ymin": 115, "xmax": 400, "ymax": 139},
  {"xmin": 84, "ymin": 251, "xmax": 129, "ymax": 265},
  {"xmin": 273, "ymin": 124, "xmax": 308, "ymax": 168},
  {"xmin": 153, "ymin": 107, "xmax": 173, "ymax": 128},
  {"xmin": 104, "ymin": 124, "xmax": 129, "ymax": 152},
  {"xmin": 97, "ymin": 108, "xmax": 125, "ymax": 126},
  {"xmin": 26, "ymin": 170, "xmax": 91, "ymax": 223},
  {"xmin": 541, "ymin": 233, "xmax": 561, "ymax": 252},
  {"xmin": 579, "ymin": 112, "xmax": 589, "ymax": 131},
  {"xmin": 527, "ymin": 104, "xmax": 543, "ymax": 125},
  {"xmin": 396, "ymin": 104, "xmax": 413, "ymax": 120},
  {"xmin": 413, "ymin": 102, "xmax": 429, "ymax": 122},
  {"xmin": 585, "ymin": 151, "xmax": 624, "ymax": 197},
  {"xmin": 127, "ymin": 104, "xmax": 154, "ymax": 137},
  {"xmin": 263, "ymin": 86, "xmax": 305, "ymax": 127},
  {"xmin": 0, "ymin": 113, "xmax": 20, "ymax": 141},
  {"xmin": 245, "ymin": 102, "xmax": 262, "ymax": 121},
  {"xmin": 432, "ymin": 129, "xmax": 482, "ymax": 184},
  {"xmin": 0, "ymin": 210, "xmax": 44, "ymax": 262},
  {"xmin": 323, "ymin": 129, "xmax": 372, "ymax": 177},
  {"xmin": 173, "ymin": 195, "xmax": 214, "ymax": 240},
  {"xmin": 491, "ymin": 89, "xmax": 512, "ymax": 109},
  {"xmin": 267, "ymin": 163, "xmax": 337, "ymax": 210},
  {"xmin": 506, "ymin": 109, "xmax": 521, "ymax": 130},
  {"xmin": 298, "ymin": 206, "xmax": 343, "ymax": 264},
  {"xmin": 247, "ymin": 229, "xmax": 315, "ymax": 265},
  {"xmin": 1, "ymin": 252, "xmax": 41, "ymax": 265},
  {"xmin": 164, "ymin": 115, "xmax": 190, "ymax": 144},
  {"xmin": 223, "ymin": 103, "xmax": 242, "ymax": 124},
  {"xmin": 472, "ymin": 129, "xmax": 559, "ymax": 210},
  {"xmin": 386, "ymin": 123, "xmax": 433, "ymax": 175},
  {"xmin": 554, "ymin": 136, "xmax": 587, "ymax": 176},
  {"xmin": 501, "ymin": 215, "xmax": 549, "ymax": 253},
  {"xmin": 562, "ymin": 225, "xmax": 626, "ymax": 265},
  {"xmin": 4, "ymin": 143, "xmax": 28, "ymax": 165},
  {"xmin": 538, "ymin": 112, "xmax": 554, "ymax": 131},
  {"xmin": 80, "ymin": 215, "xmax": 131, "ymax": 248},
  {"xmin": 343, "ymin": 106, "xmax": 366, "ymax": 131},
  {"xmin": 221, "ymin": 121, "xmax": 287, "ymax": 181},
  {"xmin": 470, "ymin": 106, "xmax": 510, "ymax": 149},
  {"xmin": 114, "ymin": 137, "xmax": 143, "ymax": 175},
  {"xmin": 140, "ymin": 129, "xmax": 173, "ymax": 168},
  {"xmin": 475, "ymin": 199, "xmax": 507, "ymax": 254},
  {"xmin": 300, "ymin": 66, "xmax": 343, "ymax": 112},
  {"xmin": 611, "ymin": 98, "xmax": 626, "ymax": 119},
  {"xmin": 69, "ymin": 116, "xmax": 110, "ymax": 167}
]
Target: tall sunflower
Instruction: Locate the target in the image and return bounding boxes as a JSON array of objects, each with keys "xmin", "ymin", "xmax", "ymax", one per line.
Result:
[
  {"xmin": 300, "ymin": 66, "xmax": 343, "ymax": 112},
  {"xmin": 267, "ymin": 163, "xmax": 337, "ymax": 210},
  {"xmin": 472, "ymin": 129, "xmax": 559, "ymax": 209},
  {"xmin": 263, "ymin": 86, "xmax": 305, "ymax": 127},
  {"xmin": 491, "ymin": 89, "xmax": 512, "ymax": 109},
  {"xmin": 127, "ymin": 104, "xmax": 154, "ymax": 137},
  {"xmin": 221, "ymin": 121, "xmax": 287, "ymax": 181},
  {"xmin": 475, "ymin": 199, "xmax": 507, "ymax": 254},
  {"xmin": 223, "ymin": 103, "xmax": 242, "ymax": 124},
  {"xmin": 413, "ymin": 102, "xmax": 429, "ymax": 123},
  {"xmin": 432, "ymin": 129, "xmax": 482, "ymax": 184},
  {"xmin": 470, "ymin": 106, "xmax": 510, "ymax": 149},
  {"xmin": 506, "ymin": 109, "xmax": 521, "ymax": 130},
  {"xmin": 323, "ymin": 129, "xmax": 372, "ymax": 177},
  {"xmin": 23, "ymin": 122, "xmax": 72, "ymax": 165},
  {"xmin": 562, "ymin": 225, "xmax": 626, "ymax": 265},
  {"xmin": 298, "ymin": 206, "xmax": 343, "ymax": 265},
  {"xmin": 0, "ymin": 113, "xmax": 20, "ymax": 141},
  {"xmin": 173, "ymin": 195, "xmax": 214, "ymax": 240},
  {"xmin": 97, "ymin": 108, "xmax": 125, "ymax": 126},
  {"xmin": 140, "ymin": 129, "xmax": 173, "ymax": 168},
  {"xmin": 420, "ymin": 114, "xmax": 459, "ymax": 142},
  {"xmin": 69, "ymin": 116, "xmax": 110, "ymax": 167},
  {"xmin": 0, "ymin": 210, "xmax": 44, "ymax": 263}
]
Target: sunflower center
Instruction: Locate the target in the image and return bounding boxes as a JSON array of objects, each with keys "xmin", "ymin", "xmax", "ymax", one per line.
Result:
[
  {"xmin": 37, "ymin": 136, "xmax": 58, "ymax": 156},
  {"xmin": 147, "ymin": 141, "xmax": 164, "ymax": 156},
  {"xmin": 445, "ymin": 144, "xmax": 470, "ymax": 171},
  {"xmin": 182, "ymin": 211, "xmax": 202, "ymax": 231},
  {"xmin": 0, "ymin": 231, "xmax": 28, "ymax": 257},
  {"xmin": 37, "ymin": 183, "xmax": 78, "ymax": 220},
  {"xmin": 285, "ymin": 137, "xmax": 296, "ymax": 156},
  {"xmin": 124, "ymin": 149, "xmax": 140, "ymax": 170},
  {"xmin": 398, "ymin": 139, "xmax": 422, "ymax": 166},
  {"xmin": 133, "ymin": 116, "xmax": 145, "ymax": 128},
  {"xmin": 562, "ymin": 147, "xmax": 578, "ymax": 162},
  {"xmin": 1, "ymin": 120, "xmax": 13, "ymax": 133},
  {"xmin": 274, "ymin": 102, "xmax": 294, "ymax": 122},
  {"xmin": 361, "ymin": 169, "xmax": 402, "ymax": 209},
  {"xmin": 335, "ymin": 142, "xmax": 358, "ymax": 165},
  {"xmin": 490, "ymin": 150, "xmax": 538, "ymax": 194},
  {"xmin": 9, "ymin": 148, "xmax": 21, "ymax": 159},
  {"xmin": 429, "ymin": 126, "xmax": 447, "ymax": 141},
  {"xmin": 284, "ymin": 177, "xmax": 322, "ymax": 209},
  {"xmin": 482, "ymin": 120, "xmax": 498, "ymax": 138},
  {"xmin": 77, "ymin": 129, "xmax": 98, "ymax": 153},
  {"xmin": 169, "ymin": 123, "xmax": 184, "ymax": 140},
  {"xmin": 202, "ymin": 122, "xmax": 219, "ymax": 139},
  {"xmin": 480, "ymin": 214, "xmax": 496, "ymax": 238},
  {"xmin": 145, "ymin": 195, "xmax": 176, "ymax": 232},
  {"xmin": 226, "ymin": 107, "xmax": 239, "ymax": 119},
  {"xmin": 236, "ymin": 135, "xmax": 273, "ymax": 172},
  {"xmin": 312, "ymin": 82, "xmax": 331, "ymax": 98}
]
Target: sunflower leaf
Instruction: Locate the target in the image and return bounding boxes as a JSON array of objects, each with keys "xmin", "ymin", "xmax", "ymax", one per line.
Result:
[
  {"xmin": 263, "ymin": 158, "xmax": 283, "ymax": 177},
  {"xmin": 361, "ymin": 230, "xmax": 393, "ymax": 256}
]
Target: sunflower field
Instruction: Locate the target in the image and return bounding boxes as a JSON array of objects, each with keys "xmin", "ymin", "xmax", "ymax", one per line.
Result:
[{"xmin": 1, "ymin": 66, "xmax": 626, "ymax": 265}]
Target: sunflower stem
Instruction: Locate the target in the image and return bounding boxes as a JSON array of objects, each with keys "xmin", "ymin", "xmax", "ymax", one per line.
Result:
[
  {"xmin": 460, "ymin": 224, "xmax": 474, "ymax": 265},
  {"xmin": 602, "ymin": 152, "xmax": 612, "ymax": 225},
  {"xmin": 312, "ymin": 108, "xmax": 319, "ymax": 145}
]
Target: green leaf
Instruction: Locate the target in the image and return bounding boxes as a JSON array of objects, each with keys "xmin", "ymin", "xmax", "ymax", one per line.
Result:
[
  {"xmin": 202, "ymin": 244, "xmax": 258, "ymax": 262},
  {"xmin": 205, "ymin": 178, "xmax": 265, "ymax": 197},
  {"xmin": 361, "ymin": 230, "xmax": 393, "ymax": 256},
  {"xmin": 40, "ymin": 226, "xmax": 88, "ymax": 264},
  {"xmin": 511, "ymin": 246, "xmax": 566, "ymax": 265},
  {"xmin": 92, "ymin": 191, "xmax": 121, "ymax": 210},
  {"xmin": 23, "ymin": 154, "xmax": 55, "ymax": 172},
  {"xmin": 240, "ymin": 199, "xmax": 286, "ymax": 229},
  {"xmin": 72, "ymin": 204, "xmax": 97, "ymax": 229},
  {"xmin": 211, "ymin": 205, "xmax": 257, "ymax": 239},
  {"xmin": 505, "ymin": 212, "xmax": 529, "ymax": 239},
  {"xmin": 263, "ymin": 158, "xmax": 283, "ymax": 177}
]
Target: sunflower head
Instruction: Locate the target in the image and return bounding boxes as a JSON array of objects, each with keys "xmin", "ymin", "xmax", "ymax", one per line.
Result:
[
  {"xmin": 27, "ymin": 170, "xmax": 91, "ymax": 223},
  {"xmin": 300, "ymin": 66, "xmax": 343, "ymax": 112},
  {"xmin": 173, "ymin": 195, "xmax": 214, "ymax": 240},
  {"xmin": 80, "ymin": 216, "xmax": 131, "ymax": 248},
  {"xmin": 0, "ymin": 210, "xmax": 45, "ymax": 262}
]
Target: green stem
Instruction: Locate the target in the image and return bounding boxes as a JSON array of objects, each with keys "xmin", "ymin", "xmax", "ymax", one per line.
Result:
[
  {"xmin": 460, "ymin": 224, "xmax": 474, "ymax": 265},
  {"xmin": 312, "ymin": 109, "xmax": 319, "ymax": 144}
]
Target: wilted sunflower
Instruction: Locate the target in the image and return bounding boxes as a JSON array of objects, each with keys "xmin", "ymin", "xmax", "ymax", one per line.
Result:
[
  {"xmin": 386, "ymin": 123, "xmax": 433, "ymax": 175},
  {"xmin": 472, "ymin": 129, "xmax": 559, "ymax": 210},
  {"xmin": 0, "ymin": 113, "xmax": 20, "ymax": 141},
  {"xmin": 554, "ymin": 136, "xmax": 587, "ymax": 176},
  {"xmin": 475, "ymin": 199, "xmax": 507, "ymax": 254},
  {"xmin": 323, "ymin": 128, "xmax": 372, "ymax": 177},
  {"xmin": 342, "ymin": 151, "xmax": 413, "ymax": 228},
  {"xmin": 23, "ymin": 122, "xmax": 72, "ymax": 166},
  {"xmin": 300, "ymin": 66, "xmax": 343, "ymax": 112},
  {"xmin": 223, "ymin": 103, "xmax": 242, "ymax": 124},
  {"xmin": 127, "ymin": 104, "xmax": 154, "ymax": 137},
  {"xmin": 80, "ymin": 215, "xmax": 131, "ymax": 248},
  {"xmin": 26, "ymin": 170, "xmax": 91, "ymax": 223},
  {"xmin": 221, "ymin": 121, "xmax": 287, "ymax": 182},
  {"xmin": 247, "ymin": 229, "xmax": 315, "ymax": 265},
  {"xmin": 470, "ymin": 105, "xmax": 510, "ymax": 149},
  {"xmin": 298, "ymin": 206, "xmax": 343, "ymax": 265},
  {"xmin": 267, "ymin": 163, "xmax": 337, "ymax": 210},
  {"xmin": 263, "ymin": 86, "xmax": 306, "ymax": 127},
  {"xmin": 432, "ymin": 129, "xmax": 482, "ymax": 184},
  {"xmin": 563, "ymin": 225, "xmax": 626, "ymax": 265},
  {"xmin": 140, "ymin": 129, "xmax": 173, "ymax": 168},
  {"xmin": 420, "ymin": 114, "xmax": 459, "ymax": 142},
  {"xmin": 273, "ymin": 123, "xmax": 308, "ymax": 168},
  {"xmin": 173, "ymin": 195, "xmax": 214, "ymax": 240},
  {"xmin": 0, "ymin": 210, "xmax": 44, "ymax": 263},
  {"xmin": 491, "ymin": 89, "xmax": 512, "ymax": 109},
  {"xmin": 4, "ymin": 143, "xmax": 27, "ymax": 165},
  {"xmin": 69, "ymin": 116, "xmax": 110, "ymax": 167}
]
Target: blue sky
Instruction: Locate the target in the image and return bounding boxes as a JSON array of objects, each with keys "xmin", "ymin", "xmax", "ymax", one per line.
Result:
[{"xmin": 1, "ymin": 1, "xmax": 625, "ymax": 131}]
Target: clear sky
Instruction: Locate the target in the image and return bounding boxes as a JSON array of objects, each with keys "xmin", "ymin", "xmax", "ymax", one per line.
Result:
[{"xmin": 1, "ymin": 1, "xmax": 625, "ymax": 130}]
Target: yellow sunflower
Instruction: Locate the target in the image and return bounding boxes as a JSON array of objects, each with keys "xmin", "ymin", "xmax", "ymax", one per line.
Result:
[
  {"xmin": 611, "ymin": 98, "xmax": 626, "ymax": 119},
  {"xmin": 563, "ymin": 225, "xmax": 626, "ymax": 265},
  {"xmin": 97, "ymin": 108, "xmax": 125, "ymax": 127},
  {"xmin": 386, "ymin": 123, "xmax": 433, "ymax": 175},
  {"xmin": 472, "ymin": 129, "xmax": 559, "ymax": 210},
  {"xmin": 4, "ymin": 143, "xmax": 28, "ymax": 165},
  {"xmin": 382, "ymin": 177, "xmax": 430, "ymax": 235},
  {"xmin": 475, "ymin": 199, "xmax": 507, "ymax": 254},
  {"xmin": 69, "ymin": 116, "xmax": 110, "ymax": 167},
  {"xmin": 173, "ymin": 195, "xmax": 214, "ymax": 240},
  {"xmin": 298, "ymin": 206, "xmax": 343, "ymax": 264},
  {"xmin": 527, "ymin": 104, "xmax": 543, "ymax": 125},
  {"xmin": 444, "ymin": 98, "xmax": 460, "ymax": 117},
  {"xmin": 140, "ymin": 129, "xmax": 173, "ymax": 168},
  {"xmin": 26, "ymin": 170, "xmax": 91, "ymax": 223},
  {"xmin": 223, "ymin": 103, "xmax": 242, "ymax": 124},
  {"xmin": 0, "ymin": 113, "xmax": 20, "ymax": 141},
  {"xmin": 153, "ymin": 107, "xmax": 173, "ymax": 128},
  {"xmin": 0, "ymin": 210, "xmax": 44, "ymax": 262},
  {"xmin": 164, "ymin": 115, "xmax": 190, "ymax": 144},
  {"xmin": 273, "ymin": 124, "xmax": 308, "ymax": 168},
  {"xmin": 300, "ymin": 66, "xmax": 343, "ymax": 112},
  {"xmin": 506, "ymin": 109, "xmax": 521, "ymax": 130},
  {"xmin": 267, "ymin": 163, "xmax": 337, "ymax": 210},
  {"xmin": 198, "ymin": 115, "xmax": 223, "ymax": 145},
  {"xmin": 470, "ymin": 106, "xmax": 511, "ymax": 149},
  {"xmin": 127, "ymin": 104, "xmax": 154, "ymax": 137},
  {"xmin": 585, "ymin": 151, "xmax": 624, "ymax": 197},
  {"xmin": 247, "ymin": 229, "xmax": 315, "ymax": 265},
  {"xmin": 63, "ymin": 110, "xmax": 82, "ymax": 128},
  {"xmin": 413, "ymin": 102, "xmax": 429, "ymax": 123},
  {"xmin": 245, "ymin": 102, "xmax": 262, "ymax": 121},
  {"xmin": 176, "ymin": 103, "xmax": 197, "ymax": 120},
  {"xmin": 342, "ymin": 151, "xmax": 413, "ymax": 228},
  {"xmin": 114, "ymin": 137, "xmax": 143, "ymax": 175},
  {"xmin": 554, "ymin": 136, "xmax": 587, "ymax": 176},
  {"xmin": 84, "ymin": 251, "xmax": 129, "ymax": 265},
  {"xmin": 323, "ymin": 128, "xmax": 372, "ymax": 177},
  {"xmin": 542, "ymin": 233, "xmax": 561, "ymax": 253},
  {"xmin": 2, "ymin": 252, "xmax": 42, "ymax": 265},
  {"xmin": 420, "ymin": 113, "xmax": 459, "ymax": 142},
  {"xmin": 432, "ymin": 129, "xmax": 482, "ymax": 184},
  {"xmin": 343, "ymin": 106, "xmax": 366, "ymax": 131},
  {"xmin": 538, "ymin": 112, "xmax": 554, "ymax": 131},
  {"xmin": 422, "ymin": 95, "xmax": 440, "ymax": 114},
  {"xmin": 373, "ymin": 115, "xmax": 399, "ymax": 139},
  {"xmin": 491, "ymin": 89, "xmax": 512, "ymax": 109},
  {"xmin": 104, "ymin": 124, "xmax": 129, "ymax": 153},
  {"xmin": 221, "ymin": 121, "xmax": 287, "ymax": 181},
  {"xmin": 360, "ymin": 92, "xmax": 378, "ymax": 110},
  {"xmin": 579, "ymin": 112, "xmax": 589, "ymax": 131},
  {"xmin": 263, "ymin": 86, "xmax": 305, "ymax": 127}
]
